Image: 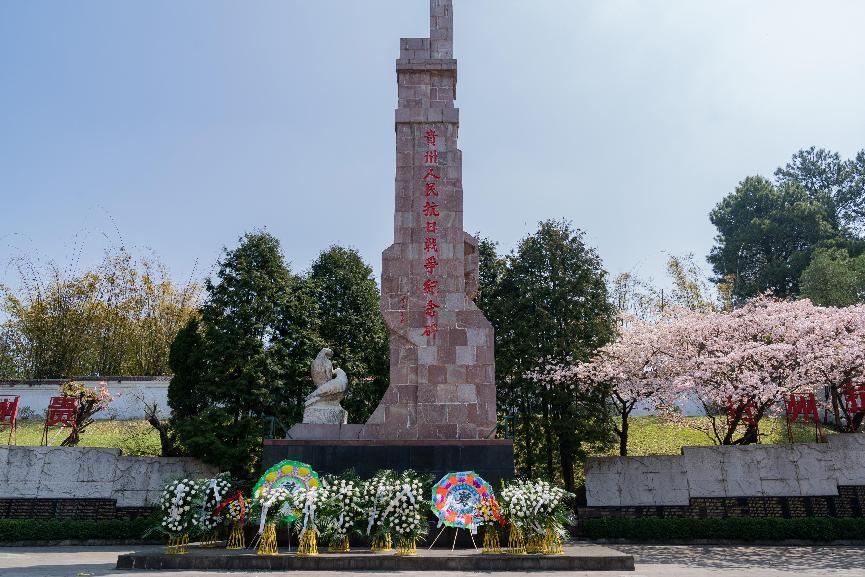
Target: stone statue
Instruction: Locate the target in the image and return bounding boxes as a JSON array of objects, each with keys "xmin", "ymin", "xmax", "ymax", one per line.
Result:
[{"xmin": 303, "ymin": 348, "xmax": 348, "ymax": 424}]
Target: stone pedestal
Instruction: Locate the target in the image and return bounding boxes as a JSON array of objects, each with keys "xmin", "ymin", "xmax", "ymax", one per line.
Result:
[
  {"xmin": 301, "ymin": 406, "xmax": 348, "ymax": 425},
  {"xmin": 263, "ymin": 438, "xmax": 515, "ymax": 489}
]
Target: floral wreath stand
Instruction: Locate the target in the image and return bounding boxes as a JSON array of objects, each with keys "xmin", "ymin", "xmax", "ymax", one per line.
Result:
[
  {"xmin": 428, "ymin": 471, "xmax": 493, "ymax": 551},
  {"xmin": 251, "ymin": 460, "xmax": 320, "ymax": 556}
]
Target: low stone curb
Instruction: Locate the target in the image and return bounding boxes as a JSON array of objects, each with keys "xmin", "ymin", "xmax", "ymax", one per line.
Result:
[
  {"xmin": 0, "ymin": 539, "xmax": 162, "ymax": 547},
  {"xmin": 116, "ymin": 551, "xmax": 635, "ymax": 572}
]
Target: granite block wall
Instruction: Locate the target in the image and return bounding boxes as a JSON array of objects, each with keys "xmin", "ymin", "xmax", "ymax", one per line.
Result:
[
  {"xmin": 583, "ymin": 434, "xmax": 865, "ymax": 519},
  {"xmin": 0, "ymin": 445, "xmax": 216, "ymax": 518}
]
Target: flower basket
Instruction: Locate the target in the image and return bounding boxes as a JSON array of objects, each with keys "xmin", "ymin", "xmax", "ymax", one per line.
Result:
[
  {"xmin": 507, "ymin": 524, "xmax": 526, "ymax": 554},
  {"xmin": 165, "ymin": 533, "xmax": 189, "ymax": 555},
  {"xmin": 256, "ymin": 522, "xmax": 278, "ymax": 556},
  {"xmin": 482, "ymin": 526, "xmax": 502, "ymax": 554},
  {"xmin": 226, "ymin": 521, "xmax": 245, "ymax": 550},
  {"xmin": 370, "ymin": 532, "xmax": 392, "ymax": 552},
  {"xmin": 395, "ymin": 536, "xmax": 417, "ymax": 556},
  {"xmin": 544, "ymin": 524, "xmax": 564, "ymax": 555},
  {"xmin": 297, "ymin": 527, "xmax": 318, "ymax": 556},
  {"xmin": 328, "ymin": 535, "xmax": 350, "ymax": 553},
  {"xmin": 317, "ymin": 473, "xmax": 363, "ymax": 554}
]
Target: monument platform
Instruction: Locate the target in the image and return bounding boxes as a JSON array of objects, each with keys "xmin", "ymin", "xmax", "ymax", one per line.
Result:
[
  {"xmin": 116, "ymin": 544, "xmax": 635, "ymax": 572},
  {"xmin": 263, "ymin": 437, "xmax": 515, "ymax": 488}
]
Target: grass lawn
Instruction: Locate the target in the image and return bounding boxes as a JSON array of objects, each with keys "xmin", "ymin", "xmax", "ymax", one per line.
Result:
[
  {"xmin": 9, "ymin": 419, "xmax": 162, "ymax": 456},
  {"xmin": 2, "ymin": 415, "xmax": 829, "ymax": 459},
  {"xmin": 598, "ymin": 415, "xmax": 830, "ymax": 457}
]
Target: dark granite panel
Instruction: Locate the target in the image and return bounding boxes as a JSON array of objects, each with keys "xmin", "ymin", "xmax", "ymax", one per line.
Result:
[{"xmin": 263, "ymin": 440, "xmax": 514, "ymax": 488}]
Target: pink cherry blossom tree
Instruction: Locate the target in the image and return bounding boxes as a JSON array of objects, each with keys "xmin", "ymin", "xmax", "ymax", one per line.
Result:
[
  {"xmin": 535, "ymin": 296, "xmax": 865, "ymax": 450},
  {"xmin": 792, "ymin": 304, "xmax": 865, "ymax": 432},
  {"xmin": 530, "ymin": 315, "xmax": 682, "ymax": 455},
  {"xmin": 667, "ymin": 298, "xmax": 813, "ymax": 445}
]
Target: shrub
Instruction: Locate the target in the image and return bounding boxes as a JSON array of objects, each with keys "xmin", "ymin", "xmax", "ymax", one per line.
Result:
[{"xmin": 0, "ymin": 518, "xmax": 156, "ymax": 542}]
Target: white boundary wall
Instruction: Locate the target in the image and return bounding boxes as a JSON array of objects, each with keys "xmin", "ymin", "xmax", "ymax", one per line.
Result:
[{"xmin": 0, "ymin": 378, "xmax": 170, "ymax": 420}]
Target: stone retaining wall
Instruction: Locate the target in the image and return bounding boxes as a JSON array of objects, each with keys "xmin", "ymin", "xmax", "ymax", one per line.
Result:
[
  {"xmin": 583, "ymin": 434, "xmax": 865, "ymax": 518},
  {"xmin": 0, "ymin": 446, "xmax": 215, "ymax": 515}
]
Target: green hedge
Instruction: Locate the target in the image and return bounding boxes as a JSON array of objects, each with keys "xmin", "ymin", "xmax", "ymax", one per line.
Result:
[
  {"xmin": 0, "ymin": 518, "xmax": 157, "ymax": 542},
  {"xmin": 581, "ymin": 517, "xmax": 865, "ymax": 542}
]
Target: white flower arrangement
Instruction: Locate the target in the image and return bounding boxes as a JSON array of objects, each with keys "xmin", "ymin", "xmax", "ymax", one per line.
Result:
[
  {"xmin": 360, "ymin": 469, "xmax": 397, "ymax": 540},
  {"xmin": 376, "ymin": 470, "xmax": 428, "ymax": 540},
  {"xmin": 499, "ymin": 479, "xmax": 574, "ymax": 538},
  {"xmin": 318, "ymin": 475, "xmax": 363, "ymax": 540},
  {"xmin": 255, "ymin": 484, "xmax": 295, "ymax": 523},
  {"xmin": 158, "ymin": 478, "xmax": 199, "ymax": 535},
  {"xmin": 223, "ymin": 497, "xmax": 245, "ymax": 522},
  {"xmin": 192, "ymin": 474, "xmax": 234, "ymax": 533},
  {"xmin": 289, "ymin": 486, "xmax": 319, "ymax": 532}
]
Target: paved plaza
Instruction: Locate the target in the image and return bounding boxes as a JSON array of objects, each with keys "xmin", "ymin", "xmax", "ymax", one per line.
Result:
[{"xmin": 1, "ymin": 544, "xmax": 864, "ymax": 577}]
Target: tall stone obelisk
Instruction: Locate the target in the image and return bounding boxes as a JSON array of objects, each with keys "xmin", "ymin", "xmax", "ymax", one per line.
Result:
[{"xmin": 363, "ymin": 0, "xmax": 496, "ymax": 440}]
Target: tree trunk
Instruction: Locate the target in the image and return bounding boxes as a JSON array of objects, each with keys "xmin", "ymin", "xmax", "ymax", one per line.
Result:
[
  {"xmin": 619, "ymin": 410, "xmax": 629, "ymax": 456},
  {"xmin": 522, "ymin": 393, "xmax": 533, "ymax": 478},
  {"xmin": 148, "ymin": 415, "xmax": 177, "ymax": 457},
  {"xmin": 558, "ymin": 438, "xmax": 575, "ymax": 494},
  {"xmin": 830, "ymin": 386, "xmax": 842, "ymax": 430},
  {"xmin": 543, "ymin": 395, "xmax": 554, "ymax": 481}
]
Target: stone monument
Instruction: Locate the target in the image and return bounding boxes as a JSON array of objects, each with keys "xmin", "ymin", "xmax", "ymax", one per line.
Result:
[
  {"xmin": 362, "ymin": 0, "xmax": 495, "ymax": 442},
  {"xmin": 270, "ymin": 0, "xmax": 513, "ymax": 486},
  {"xmin": 302, "ymin": 348, "xmax": 348, "ymax": 425}
]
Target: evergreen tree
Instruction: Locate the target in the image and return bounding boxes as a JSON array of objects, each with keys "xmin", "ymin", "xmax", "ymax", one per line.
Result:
[
  {"xmin": 169, "ymin": 232, "xmax": 321, "ymax": 480},
  {"xmin": 167, "ymin": 316, "xmax": 205, "ymax": 421},
  {"xmin": 476, "ymin": 221, "xmax": 616, "ymax": 492},
  {"xmin": 799, "ymin": 247, "xmax": 865, "ymax": 307},
  {"xmin": 708, "ymin": 176, "xmax": 837, "ymax": 302},
  {"xmin": 307, "ymin": 246, "xmax": 389, "ymax": 423}
]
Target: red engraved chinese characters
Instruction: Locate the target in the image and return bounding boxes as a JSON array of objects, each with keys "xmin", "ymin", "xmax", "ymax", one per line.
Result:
[
  {"xmin": 424, "ymin": 255, "xmax": 439, "ymax": 275},
  {"xmin": 421, "ymin": 127, "xmax": 441, "ymax": 340},
  {"xmin": 423, "ymin": 200, "xmax": 440, "ymax": 218},
  {"xmin": 424, "ymin": 299, "xmax": 441, "ymax": 317}
]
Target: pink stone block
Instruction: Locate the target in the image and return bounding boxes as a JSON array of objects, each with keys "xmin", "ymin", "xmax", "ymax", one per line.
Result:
[
  {"xmin": 446, "ymin": 403, "xmax": 468, "ymax": 424},
  {"xmin": 417, "ymin": 424, "xmax": 458, "ymax": 440},
  {"xmin": 458, "ymin": 423, "xmax": 478, "ymax": 439},
  {"xmin": 436, "ymin": 384, "xmax": 458, "ymax": 403},
  {"xmin": 395, "ymin": 384, "xmax": 417, "ymax": 404},
  {"xmin": 475, "ymin": 346, "xmax": 494, "ymax": 364},
  {"xmin": 417, "ymin": 385, "xmax": 436, "ymax": 403},
  {"xmin": 457, "ymin": 384, "xmax": 477, "ymax": 403},
  {"xmin": 418, "ymin": 403, "xmax": 447, "ymax": 425},
  {"xmin": 427, "ymin": 365, "xmax": 447, "ymax": 384},
  {"xmin": 446, "ymin": 365, "xmax": 466, "ymax": 383}
]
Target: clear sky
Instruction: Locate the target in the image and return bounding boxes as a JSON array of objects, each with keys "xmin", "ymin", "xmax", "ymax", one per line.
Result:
[{"xmin": 2, "ymin": 0, "xmax": 864, "ymax": 292}]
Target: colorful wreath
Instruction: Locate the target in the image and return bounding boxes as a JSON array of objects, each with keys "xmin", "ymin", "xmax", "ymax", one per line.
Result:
[
  {"xmin": 430, "ymin": 471, "xmax": 493, "ymax": 530},
  {"xmin": 252, "ymin": 460, "xmax": 320, "ymax": 522}
]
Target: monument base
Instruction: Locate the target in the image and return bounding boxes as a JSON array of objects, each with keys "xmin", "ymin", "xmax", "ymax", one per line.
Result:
[
  {"xmin": 117, "ymin": 545, "xmax": 635, "ymax": 572},
  {"xmin": 264, "ymin": 436, "xmax": 515, "ymax": 488}
]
